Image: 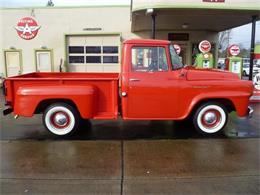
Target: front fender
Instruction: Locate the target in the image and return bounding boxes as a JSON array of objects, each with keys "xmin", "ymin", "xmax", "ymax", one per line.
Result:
[
  {"xmin": 14, "ymin": 85, "xmax": 96, "ymax": 118},
  {"xmin": 180, "ymin": 91, "xmax": 251, "ymax": 119}
]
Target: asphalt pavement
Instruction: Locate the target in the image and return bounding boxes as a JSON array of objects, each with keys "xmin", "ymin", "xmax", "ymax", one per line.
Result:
[{"xmin": 0, "ymin": 91, "xmax": 259, "ymax": 195}]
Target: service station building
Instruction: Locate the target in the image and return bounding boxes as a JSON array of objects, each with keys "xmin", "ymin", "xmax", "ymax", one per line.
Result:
[{"xmin": 0, "ymin": 0, "xmax": 259, "ymax": 77}]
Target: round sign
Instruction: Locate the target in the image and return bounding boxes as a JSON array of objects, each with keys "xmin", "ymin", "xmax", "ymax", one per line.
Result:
[
  {"xmin": 173, "ymin": 44, "xmax": 181, "ymax": 55},
  {"xmin": 199, "ymin": 40, "xmax": 211, "ymax": 53},
  {"xmin": 15, "ymin": 17, "xmax": 41, "ymax": 40},
  {"xmin": 228, "ymin": 44, "xmax": 240, "ymax": 56}
]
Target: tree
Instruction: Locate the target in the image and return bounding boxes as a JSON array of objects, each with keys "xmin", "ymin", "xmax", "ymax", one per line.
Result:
[
  {"xmin": 46, "ymin": 0, "xmax": 54, "ymax": 7},
  {"xmin": 218, "ymin": 30, "xmax": 232, "ymax": 58},
  {"xmin": 238, "ymin": 43, "xmax": 250, "ymax": 58}
]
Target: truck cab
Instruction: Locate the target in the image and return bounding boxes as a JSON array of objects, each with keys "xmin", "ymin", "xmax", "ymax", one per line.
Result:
[{"xmin": 121, "ymin": 39, "xmax": 183, "ymax": 119}]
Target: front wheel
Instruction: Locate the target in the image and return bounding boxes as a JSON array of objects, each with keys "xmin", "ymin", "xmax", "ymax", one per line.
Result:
[
  {"xmin": 193, "ymin": 102, "xmax": 228, "ymax": 135},
  {"xmin": 43, "ymin": 103, "xmax": 80, "ymax": 137}
]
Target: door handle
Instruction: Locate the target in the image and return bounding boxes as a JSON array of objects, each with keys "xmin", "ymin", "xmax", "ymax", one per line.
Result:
[{"xmin": 129, "ymin": 78, "xmax": 140, "ymax": 82}]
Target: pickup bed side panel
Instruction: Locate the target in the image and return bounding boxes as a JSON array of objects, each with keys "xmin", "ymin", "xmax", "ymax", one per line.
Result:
[{"xmin": 14, "ymin": 85, "xmax": 95, "ymax": 118}]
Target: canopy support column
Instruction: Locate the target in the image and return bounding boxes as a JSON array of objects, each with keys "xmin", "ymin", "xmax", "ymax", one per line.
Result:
[
  {"xmin": 249, "ymin": 15, "xmax": 257, "ymax": 81},
  {"xmin": 151, "ymin": 13, "xmax": 156, "ymax": 39}
]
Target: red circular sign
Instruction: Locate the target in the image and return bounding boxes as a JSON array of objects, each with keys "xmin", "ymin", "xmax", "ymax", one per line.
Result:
[
  {"xmin": 228, "ymin": 44, "xmax": 240, "ymax": 56},
  {"xmin": 15, "ymin": 17, "xmax": 40, "ymax": 40},
  {"xmin": 199, "ymin": 40, "xmax": 211, "ymax": 53},
  {"xmin": 174, "ymin": 44, "xmax": 181, "ymax": 55}
]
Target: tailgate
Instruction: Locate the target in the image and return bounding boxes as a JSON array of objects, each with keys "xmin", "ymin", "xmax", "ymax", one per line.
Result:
[{"xmin": 2, "ymin": 79, "xmax": 14, "ymax": 115}]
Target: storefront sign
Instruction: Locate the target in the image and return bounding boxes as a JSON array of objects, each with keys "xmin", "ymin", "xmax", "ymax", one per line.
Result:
[
  {"xmin": 228, "ymin": 44, "xmax": 240, "ymax": 56},
  {"xmin": 199, "ymin": 40, "xmax": 211, "ymax": 53},
  {"xmin": 15, "ymin": 17, "xmax": 41, "ymax": 40},
  {"xmin": 168, "ymin": 33, "xmax": 189, "ymax": 41},
  {"xmin": 174, "ymin": 44, "xmax": 181, "ymax": 55}
]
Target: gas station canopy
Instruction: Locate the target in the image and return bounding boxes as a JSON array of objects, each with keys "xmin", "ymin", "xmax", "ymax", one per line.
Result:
[{"xmin": 131, "ymin": 0, "xmax": 260, "ymax": 32}]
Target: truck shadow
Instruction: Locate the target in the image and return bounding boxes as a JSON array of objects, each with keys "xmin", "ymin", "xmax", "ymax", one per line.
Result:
[{"xmin": 71, "ymin": 120, "xmax": 204, "ymax": 140}]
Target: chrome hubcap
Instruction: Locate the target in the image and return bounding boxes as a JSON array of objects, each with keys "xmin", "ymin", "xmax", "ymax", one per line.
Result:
[
  {"xmin": 204, "ymin": 112, "xmax": 217, "ymax": 125},
  {"xmin": 54, "ymin": 113, "xmax": 68, "ymax": 126}
]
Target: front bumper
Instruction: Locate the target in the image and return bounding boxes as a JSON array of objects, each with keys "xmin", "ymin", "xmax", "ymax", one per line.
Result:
[{"xmin": 247, "ymin": 106, "xmax": 254, "ymax": 118}]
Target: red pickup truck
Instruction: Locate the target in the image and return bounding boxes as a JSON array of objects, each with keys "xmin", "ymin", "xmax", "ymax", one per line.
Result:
[{"xmin": 3, "ymin": 39, "xmax": 254, "ymax": 137}]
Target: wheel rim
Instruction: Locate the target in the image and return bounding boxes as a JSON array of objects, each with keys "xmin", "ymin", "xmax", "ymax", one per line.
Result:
[
  {"xmin": 197, "ymin": 105, "xmax": 226, "ymax": 133},
  {"xmin": 45, "ymin": 106, "xmax": 75, "ymax": 135},
  {"xmin": 50, "ymin": 111, "xmax": 70, "ymax": 129},
  {"xmin": 201, "ymin": 109, "xmax": 221, "ymax": 128}
]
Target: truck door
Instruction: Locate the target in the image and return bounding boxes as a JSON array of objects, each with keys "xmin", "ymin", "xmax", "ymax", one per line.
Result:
[{"xmin": 123, "ymin": 46, "xmax": 179, "ymax": 119}]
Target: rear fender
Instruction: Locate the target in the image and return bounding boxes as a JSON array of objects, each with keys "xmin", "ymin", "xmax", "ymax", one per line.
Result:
[{"xmin": 14, "ymin": 85, "xmax": 96, "ymax": 118}]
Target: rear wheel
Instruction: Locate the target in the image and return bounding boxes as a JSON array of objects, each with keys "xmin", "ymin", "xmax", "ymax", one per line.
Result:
[
  {"xmin": 193, "ymin": 102, "xmax": 228, "ymax": 135},
  {"xmin": 43, "ymin": 103, "xmax": 80, "ymax": 137}
]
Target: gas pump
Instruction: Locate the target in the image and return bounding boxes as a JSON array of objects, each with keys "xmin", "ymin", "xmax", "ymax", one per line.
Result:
[
  {"xmin": 251, "ymin": 44, "xmax": 260, "ymax": 102},
  {"xmin": 225, "ymin": 44, "xmax": 243, "ymax": 78},
  {"xmin": 195, "ymin": 40, "xmax": 214, "ymax": 68},
  {"xmin": 253, "ymin": 44, "xmax": 260, "ymax": 69}
]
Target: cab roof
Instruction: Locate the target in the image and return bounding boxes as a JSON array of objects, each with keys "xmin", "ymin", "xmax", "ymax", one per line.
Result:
[{"xmin": 124, "ymin": 39, "xmax": 170, "ymax": 45}]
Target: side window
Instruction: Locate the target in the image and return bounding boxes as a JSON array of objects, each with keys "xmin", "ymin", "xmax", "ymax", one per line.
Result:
[
  {"xmin": 131, "ymin": 47, "xmax": 168, "ymax": 72},
  {"xmin": 169, "ymin": 45, "xmax": 183, "ymax": 69}
]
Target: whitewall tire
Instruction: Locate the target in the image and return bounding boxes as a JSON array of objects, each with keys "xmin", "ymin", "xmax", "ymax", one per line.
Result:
[
  {"xmin": 193, "ymin": 102, "xmax": 228, "ymax": 135},
  {"xmin": 43, "ymin": 103, "xmax": 80, "ymax": 136}
]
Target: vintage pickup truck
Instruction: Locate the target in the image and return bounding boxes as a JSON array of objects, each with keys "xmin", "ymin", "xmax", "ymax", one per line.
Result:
[{"xmin": 2, "ymin": 39, "xmax": 254, "ymax": 137}]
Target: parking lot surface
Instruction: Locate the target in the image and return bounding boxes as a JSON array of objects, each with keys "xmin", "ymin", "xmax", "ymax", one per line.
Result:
[{"xmin": 0, "ymin": 92, "xmax": 259, "ymax": 194}]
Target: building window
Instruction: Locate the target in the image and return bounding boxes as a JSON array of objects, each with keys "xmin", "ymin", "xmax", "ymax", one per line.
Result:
[
  {"xmin": 86, "ymin": 56, "xmax": 101, "ymax": 63},
  {"xmin": 103, "ymin": 46, "xmax": 118, "ymax": 54},
  {"xmin": 69, "ymin": 46, "xmax": 84, "ymax": 53},
  {"xmin": 86, "ymin": 46, "xmax": 101, "ymax": 54},
  {"xmin": 69, "ymin": 56, "xmax": 84, "ymax": 63},
  {"xmin": 68, "ymin": 45, "xmax": 119, "ymax": 64},
  {"xmin": 103, "ymin": 56, "xmax": 118, "ymax": 63},
  {"xmin": 131, "ymin": 47, "xmax": 168, "ymax": 72},
  {"xmin": 35, "ymin": 49, "xmax": 53, "ymax": 72}
]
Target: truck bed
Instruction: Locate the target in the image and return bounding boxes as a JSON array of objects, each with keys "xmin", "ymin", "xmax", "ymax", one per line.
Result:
[{"xmin": 4, "ymin": 72, "xmax": 120, "ymax": 119}]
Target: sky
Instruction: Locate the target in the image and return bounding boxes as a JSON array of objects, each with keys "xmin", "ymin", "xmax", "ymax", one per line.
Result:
[
  {"xmin": 230, "ymin": 22, "xmax": 260, "ymax": 48},
  {"xmin": 1, "ymin": 0, "xmax": 259, "ymax": 48}
]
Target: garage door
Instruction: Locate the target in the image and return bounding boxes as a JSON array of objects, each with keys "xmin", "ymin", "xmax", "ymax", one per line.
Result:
[{"xmin": 67, "ymin": 35, "xmax": 121, "ymax": 72}]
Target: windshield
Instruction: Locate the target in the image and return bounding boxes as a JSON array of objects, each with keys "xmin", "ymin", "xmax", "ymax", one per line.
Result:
[{"xmin": 169, "ymin": 44, "xmax": 183, "ymax": 70}]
